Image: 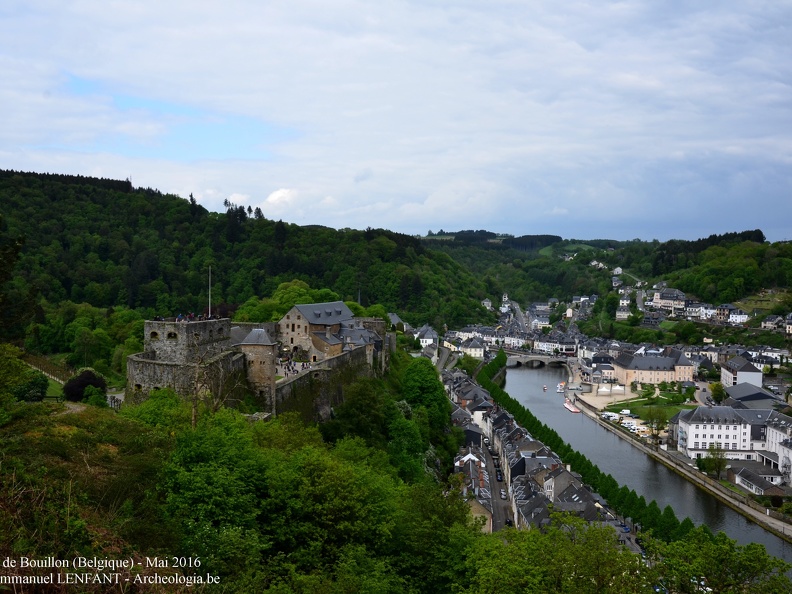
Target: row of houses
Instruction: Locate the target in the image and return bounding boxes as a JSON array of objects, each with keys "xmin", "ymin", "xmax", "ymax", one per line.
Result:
[
  {"xmin": 443, "ymin": 369, "xmax": 614, "ymax": 531},
  {"xmin": 447, "ymin": 313, "xmax": 789, "ymax": 392},
  {"xmin": 647, "ymin": 286, "xmax": 792, "ymax": 333}
]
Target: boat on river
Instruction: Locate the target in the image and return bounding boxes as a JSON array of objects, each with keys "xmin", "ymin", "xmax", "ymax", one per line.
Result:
[
  {"xmin": 556, "ymin": 382, "xmax": 566, "ymax": 393},
  {"xmin": 543, "ymin": 385, "xmax": 547, "ymax": 391},
  {"xmin": 563, "ymin": 398, "xmax": 581, "ymax": 413}
]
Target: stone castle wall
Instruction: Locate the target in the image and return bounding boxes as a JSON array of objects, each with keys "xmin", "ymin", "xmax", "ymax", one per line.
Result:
[
  {"xmin": 126, "ymin": 356, "xmax": 198, "ymax": 402},
  {"xmin": 144, "ymin": 318, "xmax": 232, "ymax": 364},
  {"xmin": 127, "ymin": 315, "xmax": 392, "ymax": 417},
  {"xmin": 276, "ymin": 346, "xmax": 373, "ymax": 421}
]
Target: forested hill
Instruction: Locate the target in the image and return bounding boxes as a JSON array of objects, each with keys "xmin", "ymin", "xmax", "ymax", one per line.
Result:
[{"xmin": 0, "ymin": 170, "xmax": 492, "ymax": 329}]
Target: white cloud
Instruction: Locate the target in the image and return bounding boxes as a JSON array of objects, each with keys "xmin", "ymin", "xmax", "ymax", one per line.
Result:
[
  {"xmin": 264, "ymin": 188, "xmax": 296, "ymax": 206},
  {"xmin": 0, "ymin": 1, "xmax": 790, "ymax": 241}
]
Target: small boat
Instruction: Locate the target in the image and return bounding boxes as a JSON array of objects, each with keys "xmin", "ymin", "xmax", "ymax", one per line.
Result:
[
  {"xmin": 564, "ymin": 398, "xmax": 581, "ymax": 413},
  {"xmin": 543, "ymin": 385, "xmax": 547, "ymax": 391},
  {"xmin": 556, "ymin": 382, "xmax": 566, "ymax": 393}
]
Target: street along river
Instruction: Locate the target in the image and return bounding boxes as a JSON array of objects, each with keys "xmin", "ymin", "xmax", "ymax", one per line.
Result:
[{"xmin": 505, "ymin": 364, "xmax": 792, "ymax": 565}]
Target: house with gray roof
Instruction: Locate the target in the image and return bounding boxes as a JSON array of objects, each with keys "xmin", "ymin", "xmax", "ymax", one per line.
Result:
[
  {"xmin": 721, "ymin": 356, "xmax": 762, "ymax": 388},
  {"xmin": 414, "ymin": 324, "xmax": 439, "ymax": 348},
  {"xmin": 724, "ymin": 383, "xmax": 785, "ymax": 410},
  {"xmin": 612, "ymin": 347, "xmax": 693, "ymax": 386},
  {"xmin": 671, "ymin": 406, "xmax": 778, "ymax": 461},
  {"xmin": 728, "ymin": 467, "xmax": 785, "ymax": 496}
]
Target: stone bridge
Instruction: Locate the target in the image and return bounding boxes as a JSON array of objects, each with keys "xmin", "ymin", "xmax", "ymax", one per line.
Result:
[{"xmin": 505, "ymin": 352, "xmax": 573, "ymax": 368}]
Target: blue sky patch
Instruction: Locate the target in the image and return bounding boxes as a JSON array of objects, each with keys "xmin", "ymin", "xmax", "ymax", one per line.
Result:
[{"xmin": 61, "ymin": 74, "xmax": 296, "ymax": 161}]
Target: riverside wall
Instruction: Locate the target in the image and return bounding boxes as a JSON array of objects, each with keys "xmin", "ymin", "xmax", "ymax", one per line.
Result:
[{"xmin": 573, "ymin": 393, "xmax": 792, "ymax": 544}]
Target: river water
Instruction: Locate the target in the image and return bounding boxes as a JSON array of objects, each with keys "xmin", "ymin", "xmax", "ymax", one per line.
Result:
[{"xmin": 505, "ymin": 364, "xmax": 792, "ymax": 564}]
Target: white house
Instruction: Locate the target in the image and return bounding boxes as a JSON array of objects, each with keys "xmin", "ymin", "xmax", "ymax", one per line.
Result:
[
  {"xmin": 414, "ymin": 324, "xmax": 439, "ymax": 348},
  {"xmin": 460, "ymin": 338, "xmax": 486, "ymax": 359},
  {"xmin": 729, "ymin": 309, "xmax": 749, "ymax": 325},
  {"xmin": 674, "ymin": 406, "xmax": 792, "ymax": 484},
  {"xmin": 721, "ymin": 356, "xmax": 762, "ymax": 388},
  {"xmin": 673, "ymin": 406, "xmax": 768, "ymax": 460}
]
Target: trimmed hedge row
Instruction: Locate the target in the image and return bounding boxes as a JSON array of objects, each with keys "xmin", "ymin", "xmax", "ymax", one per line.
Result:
[{"xmin": 479, "ymin": 350, "xmax": 694, "ymax": 541}]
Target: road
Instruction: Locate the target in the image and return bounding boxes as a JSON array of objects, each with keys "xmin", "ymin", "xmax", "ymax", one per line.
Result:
[{"xmin": 482, "ymin": 443, "xmax": 512, "ymax": 530}]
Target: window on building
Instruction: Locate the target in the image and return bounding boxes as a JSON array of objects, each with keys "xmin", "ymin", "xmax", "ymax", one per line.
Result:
[
  {"xmin": 150, "ymin": 331, "xmax": 159, "ymax": 340},
  {"xmin": 694, "ymin": 442, "xmax": 699, "ymax": 448}
]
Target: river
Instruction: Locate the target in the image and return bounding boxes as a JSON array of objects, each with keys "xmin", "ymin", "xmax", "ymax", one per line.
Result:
[{"xmin": 505, "ymin": 364, "xmax": 792, "ymax": 564}]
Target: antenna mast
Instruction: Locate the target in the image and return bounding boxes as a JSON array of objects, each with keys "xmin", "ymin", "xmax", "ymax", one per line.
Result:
[{"xmin": 209, "ymin": 266, "xmax": 212, "ymax": 317}]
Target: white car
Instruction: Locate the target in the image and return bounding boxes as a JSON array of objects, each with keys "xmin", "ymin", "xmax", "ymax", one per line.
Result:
[{"xmin": 499, "ymin": 489, "xmax": 508, "ymax": 500}]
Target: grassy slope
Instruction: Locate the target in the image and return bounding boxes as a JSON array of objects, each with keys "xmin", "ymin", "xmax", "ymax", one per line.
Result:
[{"xmin": 0, "ymin": 402, "xmax": 176, "ymax": 562}]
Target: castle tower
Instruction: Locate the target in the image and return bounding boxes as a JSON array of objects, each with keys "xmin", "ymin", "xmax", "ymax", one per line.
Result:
[{"xmin": 237, "ymin": 328, "xmax": 278, "ymax": 412}]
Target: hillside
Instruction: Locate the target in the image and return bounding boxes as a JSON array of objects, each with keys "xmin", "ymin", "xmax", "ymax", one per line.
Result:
[{"xmin": 0, "ymin": 170, "xmax": 494, "ymax": 334}]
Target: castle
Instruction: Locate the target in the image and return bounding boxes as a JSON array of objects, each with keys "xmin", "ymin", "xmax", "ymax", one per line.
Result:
[{"xmin": 126, "ymin": 301, "xmax": 387, "ymax": 415}]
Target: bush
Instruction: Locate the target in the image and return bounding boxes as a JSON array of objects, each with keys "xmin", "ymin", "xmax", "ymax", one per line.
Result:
[
  {"xmin": 83, "ymin": 385, "xmax": 108, "ymax": 408},
  {"xmin": 63, "ymin": 368, "xmax": 107, "ymax": 402},
  {"xmin": 13, "ymin": 369, "xmax": 49, "ymax": 402}
]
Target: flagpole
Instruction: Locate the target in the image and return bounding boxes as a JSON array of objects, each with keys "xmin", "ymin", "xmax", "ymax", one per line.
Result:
[{"xmin": 209, "ymin": 266, "xmax": 212, "ymax": 317}]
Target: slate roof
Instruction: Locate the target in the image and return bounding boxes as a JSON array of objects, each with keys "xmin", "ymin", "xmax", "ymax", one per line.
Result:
[
  {"xmin": 734, "ymin": 468, "xmax": 782, "ymax": 494},
  {"xmin": 677, "ymin": 406, "xmax": 791, "ymax": 427},
  {"xmin": 232, "ymin": 327, "xmax": 276, "ymax": 346},
  {"xmin": 294, "ymin": 301, "xmax": 354, "ymax": 325},
  {"xmin": 723, "ymin": 356, "xmax": 761, "ymax": 374},
  {"xmin": 312, "ymin": 331, "xmax": 344, "ymax": 346},
  {"xmin": 338, "ymin": 322, "xmax": 381, "ymax": 347},
  {"xmin": 614, "ymin": 353, "xmax": 688, "ymax": 371},
  {"xmin": 724, "ymin": 384, "xmax": 784, "ymax": 410}
]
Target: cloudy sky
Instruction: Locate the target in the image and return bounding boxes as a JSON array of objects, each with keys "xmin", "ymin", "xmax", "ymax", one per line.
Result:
[{"xmin": 2, "ymin": 1, "xmax": 790, "ymax": 242}]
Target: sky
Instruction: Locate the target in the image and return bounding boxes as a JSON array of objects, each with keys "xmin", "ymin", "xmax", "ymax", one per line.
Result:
[{"xmin": 1, "ymin": 1, "xmax": 791, "ymax": 242}]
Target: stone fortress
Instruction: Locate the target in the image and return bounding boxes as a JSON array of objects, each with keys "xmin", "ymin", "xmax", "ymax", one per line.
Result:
[{"xmin": 126, "ymin": 301, "xmax": 388, "ymax": 416}]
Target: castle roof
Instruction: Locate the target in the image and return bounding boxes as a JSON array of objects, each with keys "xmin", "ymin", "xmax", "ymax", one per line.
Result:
[
  {"xmin": 236, "ymin": 328, "xmax": 276, "ymax": 346},
  {"xmin": 294, "ymin": 301, "xmax": 354, "ymax": 325}
]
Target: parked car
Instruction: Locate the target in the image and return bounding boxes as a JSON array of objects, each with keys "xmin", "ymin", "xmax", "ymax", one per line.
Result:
[
  {"xmin": 496, "ymin": 471, "xmax": 503, "ymax": 481},
  {"xmin": 499, "ymin": 489, "xmax": 507, "ymax": 500}
]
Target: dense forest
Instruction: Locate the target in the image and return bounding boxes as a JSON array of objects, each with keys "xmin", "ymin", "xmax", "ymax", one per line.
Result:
[{"xmin": 0, "ymin": 170, "xmax": 494, "ymax": 337}]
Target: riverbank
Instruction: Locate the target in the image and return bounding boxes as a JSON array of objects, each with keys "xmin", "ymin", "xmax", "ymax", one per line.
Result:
[{"xmin": 572, "ymin": 387, "xmax": 792, "ymax": 545}]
